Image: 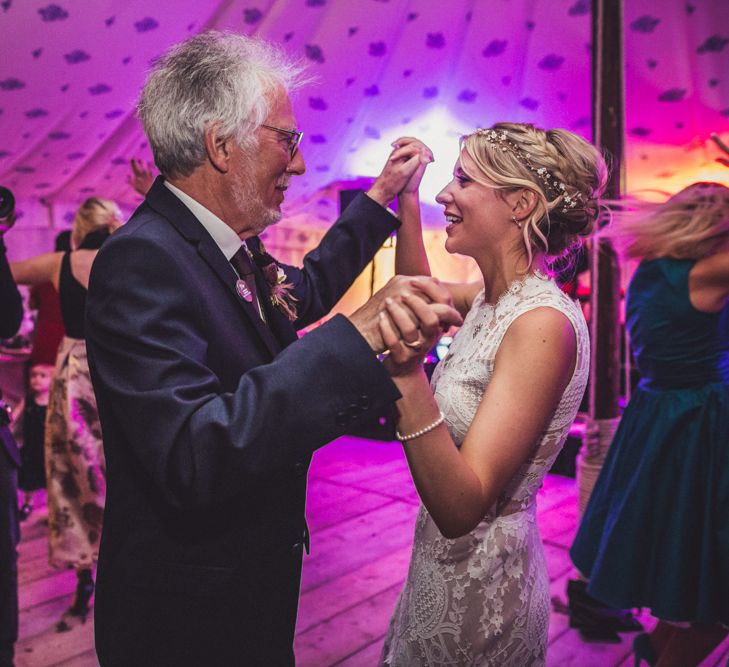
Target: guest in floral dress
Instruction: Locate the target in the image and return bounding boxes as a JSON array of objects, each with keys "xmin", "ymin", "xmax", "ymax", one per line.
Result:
[{"xmin": 10, "ymin": 197, "xmax": 123, "ymax": 631}]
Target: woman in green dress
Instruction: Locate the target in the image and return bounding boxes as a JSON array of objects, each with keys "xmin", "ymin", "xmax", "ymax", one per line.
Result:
[{"xmin": 571, "ymin": 182, "xmax": 729, "ymax": 666}]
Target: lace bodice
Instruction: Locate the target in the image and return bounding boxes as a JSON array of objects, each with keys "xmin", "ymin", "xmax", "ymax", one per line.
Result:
[
  {"xmin": 431, "ymin": 271, "xmax": 589, "ymax": 514},
  {"xmin": 381, "ymin": 272, "xmax": 589, "ymax": 666}
]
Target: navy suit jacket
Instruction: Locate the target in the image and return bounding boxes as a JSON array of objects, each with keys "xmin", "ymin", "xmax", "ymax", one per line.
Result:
[{"xmin": 86, "ymin": 178, "xmax": 401, "ymax": 666}]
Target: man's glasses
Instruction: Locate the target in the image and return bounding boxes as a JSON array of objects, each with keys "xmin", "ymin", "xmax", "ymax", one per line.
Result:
[{"xmin": 261, "ymin": 124, "xmax": 304, "ymax": 158}]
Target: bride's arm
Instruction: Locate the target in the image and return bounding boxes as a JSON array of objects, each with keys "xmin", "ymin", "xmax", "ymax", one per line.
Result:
[
  {"xmin": 390, "ymin": 137, "xmax": 483, "ymax": 317},
  {"xmin": 381, "ymin": 296, "xmax": 576, "ymax": 538},
  {"xmin": 389, "ymin": 137, "xmax": 431, "ymax": 278}
]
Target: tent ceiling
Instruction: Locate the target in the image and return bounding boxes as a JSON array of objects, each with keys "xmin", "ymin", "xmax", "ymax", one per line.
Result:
[{"xmin": 1, "ymin": 0, "xmax": 727, "ymax": 229}]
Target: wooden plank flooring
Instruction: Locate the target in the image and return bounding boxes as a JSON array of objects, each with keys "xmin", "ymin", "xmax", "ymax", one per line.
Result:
[{"xmin": 14, "ymin": 435, "xmax": 729, "ymax": 666}]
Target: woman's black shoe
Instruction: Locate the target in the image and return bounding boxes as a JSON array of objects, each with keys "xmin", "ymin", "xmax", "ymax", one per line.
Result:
[
  {"xmin": 633, "ymin": 633, "xmax": 658, "ymax": 666},
  {"xmin": 567, "ymin": 579, "xmax": 644, "ymax": 634},
  {"xmin": 56, "ymin": 570, "xmax": 94, "ymax": 632}
]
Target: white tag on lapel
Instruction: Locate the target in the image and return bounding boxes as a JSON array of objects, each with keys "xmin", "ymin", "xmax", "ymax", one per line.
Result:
[{"xmin": 236, "ymin": 279, "xmax": 253, "ymax": 302}]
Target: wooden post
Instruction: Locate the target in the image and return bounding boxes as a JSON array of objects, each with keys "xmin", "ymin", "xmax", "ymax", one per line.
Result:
[
  {"xmin": 576, "ymin": 0, "xmax": 625, "ymax": 517},
  {"xmin": 590, "ymin": 0, "xmax": 624, "ymax": 420}
]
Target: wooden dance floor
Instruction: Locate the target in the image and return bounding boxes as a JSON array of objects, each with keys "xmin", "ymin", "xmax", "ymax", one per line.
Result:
[{"xmin": 14, "ymin": 436, "xmax": 729, "ymax": 666}]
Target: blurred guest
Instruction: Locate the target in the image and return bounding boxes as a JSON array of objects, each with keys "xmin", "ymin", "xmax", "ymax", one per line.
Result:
[
  {"xmin": 27, "ymin": 283, "xmax": 64, "ymax": 368},
  {"xmin": 0, "ymin": 211, "xmax": 22, "ymax": 667},
  {"xmin": 25, "ymin": 230, "xmax": 70, "ymax": 371},
  {"xmin": 10, "ymin": 197, "xmax": 122, "ymax": 632},
  {"xmin": 571, "ymin": 182, "xmax": 729, "ymax": 666},
  {"xmin": 128, "ymin": 158, "xmax": 156, "ymax": 196},
  {"xmin": 11, "ymin": 363, "xmax": 53, "ymax": 521},
  {"xmin": 0, "ymin": 214, "xmax": 22, "ymax": 339}
]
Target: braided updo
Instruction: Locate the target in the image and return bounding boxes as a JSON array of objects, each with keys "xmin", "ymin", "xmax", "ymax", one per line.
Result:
[{"xmin": 461, "ymin": 122, "xmax": 608, "ymax": 268}]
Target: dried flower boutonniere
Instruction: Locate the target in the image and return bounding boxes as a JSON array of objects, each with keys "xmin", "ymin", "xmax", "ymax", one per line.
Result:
[{"xmin": 249, "ymin": 237, "xmax": 298, "ymax": 322}]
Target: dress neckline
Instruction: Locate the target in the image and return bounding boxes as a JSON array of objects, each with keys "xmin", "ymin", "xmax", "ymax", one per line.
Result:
[{"xmin": 477, "ymin": 270, "xmax": 550, "ymax": 311}]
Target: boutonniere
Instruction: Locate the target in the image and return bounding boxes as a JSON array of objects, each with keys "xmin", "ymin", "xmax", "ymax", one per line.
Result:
[{"xmin": 249, "ymin": 238, "xmax": 298, "ymax": 322}]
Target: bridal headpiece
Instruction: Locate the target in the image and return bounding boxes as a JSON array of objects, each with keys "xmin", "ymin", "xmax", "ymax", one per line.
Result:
[{"xmin": 475, "ymin": 128, "xmax": 584, "ymax": 213}]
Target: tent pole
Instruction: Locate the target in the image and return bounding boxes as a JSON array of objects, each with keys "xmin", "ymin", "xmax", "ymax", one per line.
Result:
[{"xmin": 576, "ymin": 0, "xmax": 625, "ymax": 517}]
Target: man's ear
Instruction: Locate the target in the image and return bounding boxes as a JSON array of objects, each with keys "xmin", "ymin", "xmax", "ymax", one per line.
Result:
[{"xmin": 204, "ymin": 121, "xmax": 231, "ymax": 173}]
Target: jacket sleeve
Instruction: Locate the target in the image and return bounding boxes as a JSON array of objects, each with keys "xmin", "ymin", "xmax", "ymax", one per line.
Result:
[
  {"xmin": 85, "ymin": 233, "xmax": 400, "ymax": 509},
  {"xmin": 0, "ymin": 237, "xmax": 23, "ymax": 338},
  {"xmin": 279, "ymin": 192, "xmax": 400, "ymax": 328}
]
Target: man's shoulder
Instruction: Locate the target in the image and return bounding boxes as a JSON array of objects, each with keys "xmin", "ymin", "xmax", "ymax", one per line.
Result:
[
  {"xmin": 117, "ymin": 204, "xmax": 173, "ymax": 242},
  {"xmin": 95, "ymin": 206, "xmax": 188, "ymax": 277},
  {"xmin": 102, "ymin": 204, "xmax": 190, "ymax": 258}
]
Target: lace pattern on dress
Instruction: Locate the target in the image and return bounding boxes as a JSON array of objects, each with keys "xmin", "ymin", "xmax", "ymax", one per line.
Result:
[{"xmin": 381, "ymin": 272, "xmax": 589, "ymax": 666}]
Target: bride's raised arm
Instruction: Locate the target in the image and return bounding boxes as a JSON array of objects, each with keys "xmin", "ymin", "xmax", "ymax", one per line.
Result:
[{"xmin": 389, "ymin": 136, "xmax": 482, "ymax": 317}]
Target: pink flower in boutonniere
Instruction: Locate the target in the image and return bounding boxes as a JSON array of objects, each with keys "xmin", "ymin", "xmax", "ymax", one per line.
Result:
[
  {"xmin": 250, "ymin": 238, "xmax": 298, "ymax": 322},
  {"xmin": 264, "ymin": 262, "xmax": 298, "ymax": 322}
]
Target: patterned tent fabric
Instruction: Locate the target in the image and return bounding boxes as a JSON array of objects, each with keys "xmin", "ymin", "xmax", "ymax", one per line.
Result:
[
  {"xmin": 625, "ymin": 2, "xmax": 729, "ymax": 195},
  {"xmin": 0, "ymin": 0, "xmax": 727, "ymax": 232}
]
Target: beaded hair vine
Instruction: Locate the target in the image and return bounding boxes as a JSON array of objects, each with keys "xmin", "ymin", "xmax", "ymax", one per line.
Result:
[{"xmin": 474, "ymin": 128, "xmax": 584, "ymax": 213}]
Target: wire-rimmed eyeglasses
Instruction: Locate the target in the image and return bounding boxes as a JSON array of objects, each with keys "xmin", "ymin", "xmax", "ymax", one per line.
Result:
[{"xmin": 261, "ymin": 124, "xmax": 304, "ymax": 158}]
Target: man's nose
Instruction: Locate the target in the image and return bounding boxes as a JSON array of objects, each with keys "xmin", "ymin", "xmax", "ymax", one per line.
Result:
[{"xmin": 287, "ymin": 149, "xmax": 306, "ymax": 176}]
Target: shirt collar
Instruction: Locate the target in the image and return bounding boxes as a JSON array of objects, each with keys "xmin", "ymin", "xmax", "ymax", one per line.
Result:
[{"xmin": 164, "ymin": 180, "xmax": 243, "ymax": 261}]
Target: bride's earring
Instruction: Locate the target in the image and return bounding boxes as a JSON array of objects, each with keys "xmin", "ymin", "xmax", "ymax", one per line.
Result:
[{"xmin": 511, "ymin": 215, "xmax": 522, "ymax": 229}]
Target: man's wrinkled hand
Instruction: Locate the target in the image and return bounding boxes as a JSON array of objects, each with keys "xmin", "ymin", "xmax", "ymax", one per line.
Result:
[
  {"xmin": 349, "ymin": 275, "xmax": 462, "ymax": 353},
  {"xmin": 379, "ymin": 293, "xmax": 460, "ymax": 375},
  {"xmin": 366, "ymin": 138, "xmax": 434, "ymax": 207}
]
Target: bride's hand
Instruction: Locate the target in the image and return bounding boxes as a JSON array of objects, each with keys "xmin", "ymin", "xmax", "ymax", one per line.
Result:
[
  {"xmin": 391, "ymin": 137, "xmax": 433, "ymax": 195},
  {"xmin": 379, "ymin": 291, "xmax": 460, "ymax": 377}
]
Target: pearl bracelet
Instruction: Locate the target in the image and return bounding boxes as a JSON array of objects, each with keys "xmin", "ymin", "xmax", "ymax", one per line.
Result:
[{"xmin": 395, "ymin": 411, "xmax": 445, "ymax": 442}]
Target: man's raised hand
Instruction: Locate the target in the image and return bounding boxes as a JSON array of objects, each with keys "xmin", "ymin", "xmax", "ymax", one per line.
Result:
[{"xmin": 367, "ymin": 137, "xmax": 434, "ymax": 207}]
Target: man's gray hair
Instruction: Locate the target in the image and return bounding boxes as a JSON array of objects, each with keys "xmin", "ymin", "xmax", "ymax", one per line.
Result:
[{"xmin": 138, "ymin": 31, "xmax": 307, "ymax": 179}]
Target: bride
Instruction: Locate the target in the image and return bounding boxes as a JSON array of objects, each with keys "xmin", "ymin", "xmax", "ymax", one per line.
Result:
[{"xmin": 378, "ymin": 123, "xmax": 607, "ymax": 666}]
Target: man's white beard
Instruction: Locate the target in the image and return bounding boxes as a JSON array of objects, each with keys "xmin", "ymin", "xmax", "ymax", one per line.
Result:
[{"xmin": 230, "ymin": 171, "xmax": 281, "ymax": 236}]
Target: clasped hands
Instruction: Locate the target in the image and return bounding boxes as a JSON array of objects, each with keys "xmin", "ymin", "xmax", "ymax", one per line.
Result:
[
  {"xmin": 350, "ymin": 275, "xmax": 463, "ymax": 370},
  {"xmin": 366, "ymin": 137, "xmax": 434, "ymax": 207}
]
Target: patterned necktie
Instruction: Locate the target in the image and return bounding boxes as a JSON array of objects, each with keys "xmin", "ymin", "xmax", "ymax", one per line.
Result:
[{"xmin": 230, "ymin": 244, "xmax": 258, "ymax": 307}]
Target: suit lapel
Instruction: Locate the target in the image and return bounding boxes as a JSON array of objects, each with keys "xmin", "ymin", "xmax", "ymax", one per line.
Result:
[
  {"xmin": 197, "ymin": 239, "xmax": 282, "ymax": 356},
  {"xmin": 145, "ymin": 178, "xmax": 282, "ymax": 358},
  {"xmin": 253, "ymin": 263, "xmax": 299, "ymax": 348}
]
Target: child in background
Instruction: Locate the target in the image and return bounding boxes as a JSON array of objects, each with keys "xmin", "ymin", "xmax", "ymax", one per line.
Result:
[{"xmin": 12, "ymin": 363, "xmax": 53, "ymax": 520}]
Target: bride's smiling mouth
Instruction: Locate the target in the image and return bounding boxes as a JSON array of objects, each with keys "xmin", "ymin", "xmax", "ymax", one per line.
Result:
[{"xmin": 444, "ymin": 212, "xmax": 462, "ymax": 234}]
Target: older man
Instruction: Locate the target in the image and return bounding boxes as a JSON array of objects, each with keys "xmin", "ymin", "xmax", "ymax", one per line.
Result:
[{"xmin": 86, "ymin": 31, "xmax": 459, "ymax": 666}]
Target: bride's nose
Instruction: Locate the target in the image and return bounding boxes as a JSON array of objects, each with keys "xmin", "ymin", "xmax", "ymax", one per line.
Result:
[{"xmin": 435, "ymin": 185, "xmax": 451, "ymax": 206}]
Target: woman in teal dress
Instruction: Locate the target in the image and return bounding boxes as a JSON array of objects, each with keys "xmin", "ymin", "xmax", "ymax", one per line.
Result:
[{"xmin": 570, "ymin": 182, "xmax": 729, "ymax": 666}]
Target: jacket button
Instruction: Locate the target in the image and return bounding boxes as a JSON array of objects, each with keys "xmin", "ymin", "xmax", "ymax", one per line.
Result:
[
  {"xmin": 291, "ymin": 542, "xmax": 303, "ymax": 555},
  {"xmin": 358, "ymin": 394, "xmax": 371, "ymax": 410},
  {"xmin": 336, "ymin": 411, "xmax": 350, "ymax": 426},
  {"xmin": 347, "ymin": 404, "xmax": 362, "ymax": 419},
  {"xmin": 293, "ymin": 462, "xmax": 306, "ymax": 477}
]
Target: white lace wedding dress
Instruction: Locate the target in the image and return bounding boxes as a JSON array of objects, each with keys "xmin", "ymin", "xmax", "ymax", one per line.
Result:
[{"xmin": 380, "ymin": 272, "xmax": 589, "ymax": 666}]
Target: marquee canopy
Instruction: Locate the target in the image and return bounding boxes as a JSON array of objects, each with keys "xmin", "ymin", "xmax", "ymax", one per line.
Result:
[{"xmin": 1, "ymin": 0, "xmax": 727, "ymax": 233}]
